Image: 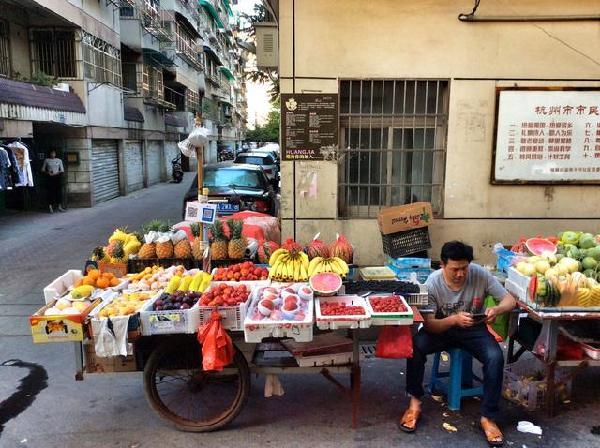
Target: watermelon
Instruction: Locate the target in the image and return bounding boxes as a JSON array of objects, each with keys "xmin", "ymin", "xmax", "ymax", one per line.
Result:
[
  {"xmin": 309, "ymin": 272, "xmax": 342, "ymax": 296},
  {"xmin": 525, "ymin": 237, "xmax": 557, "ymax": 256}
]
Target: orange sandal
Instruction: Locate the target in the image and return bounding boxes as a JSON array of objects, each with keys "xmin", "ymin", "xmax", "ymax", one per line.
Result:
[
  {"xmin": 399, "ymin": 408, "xmax": 421, "ymax": 433},
  {"xmin": 481, "ymin": 419, "xmax": 504, "ymax": 447}
]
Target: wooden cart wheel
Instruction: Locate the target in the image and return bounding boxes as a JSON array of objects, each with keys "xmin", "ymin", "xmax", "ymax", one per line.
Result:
[{"xmin": 143, "ymin": 335, "xmax": 250, "ymax": 432}]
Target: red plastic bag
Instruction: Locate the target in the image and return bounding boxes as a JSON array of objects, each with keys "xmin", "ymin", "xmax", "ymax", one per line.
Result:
[
  {"xmin": 375, "ymin": 325, "xmax": 413, "ymax": 359},
  {"xmin": 197, "ymin": 311, "xmax": 234, "ymax": 371}
]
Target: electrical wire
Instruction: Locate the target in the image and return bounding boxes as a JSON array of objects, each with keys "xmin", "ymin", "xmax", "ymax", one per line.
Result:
[{"xmin": 458, "ymin": 0, "xmax": 482, "ymax": 21}]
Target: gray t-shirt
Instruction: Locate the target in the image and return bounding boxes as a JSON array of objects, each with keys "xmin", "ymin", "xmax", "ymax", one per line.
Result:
[{"xmin": 424, "ymin": 263, "xmax": 507, "ymax": 318}]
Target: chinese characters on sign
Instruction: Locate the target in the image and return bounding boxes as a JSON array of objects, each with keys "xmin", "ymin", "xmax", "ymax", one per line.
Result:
[
  {"xmin": 494, "ymin": 91, "xmax": 600, "ymax": 182},
  {"xmin": 281, "ymin": 94, "xmax": 339, "ymax": 160}
]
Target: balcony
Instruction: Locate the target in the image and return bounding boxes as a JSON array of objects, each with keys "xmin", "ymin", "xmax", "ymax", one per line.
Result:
[
  {"xmin": 119, "ymin": 0, "xmax": 174, "ymax": 44},
  {"xmin": 122, "ymin": 62, "xmax": 175, "ymax": 110}
]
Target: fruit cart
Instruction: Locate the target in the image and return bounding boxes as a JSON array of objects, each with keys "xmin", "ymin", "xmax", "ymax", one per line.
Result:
[{"xmin": 63, "ymin": 279, "xmax": 424, "ymax": 433}]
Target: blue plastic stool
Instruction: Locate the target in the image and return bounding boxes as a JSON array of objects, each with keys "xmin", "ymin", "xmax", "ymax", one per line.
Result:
[{"xmin": 428, "ymin": 348, "xmax": 483, "ymax": 411}]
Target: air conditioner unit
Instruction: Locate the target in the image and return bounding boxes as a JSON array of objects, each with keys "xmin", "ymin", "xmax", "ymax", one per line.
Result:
[{"xmin": 254, "ymin": 22, "xmax": 277, "ymax": 69}]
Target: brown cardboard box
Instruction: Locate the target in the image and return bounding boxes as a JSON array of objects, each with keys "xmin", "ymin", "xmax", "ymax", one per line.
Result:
[
  {"xmin": 83, "ymin": 341, "xmax": 137, "ymax": 373},
  {"xmin": 377, "ymin": 202, "xmax": 433, "ymax": 235}
]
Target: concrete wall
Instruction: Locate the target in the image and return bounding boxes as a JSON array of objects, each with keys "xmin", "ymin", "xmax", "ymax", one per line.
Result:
[
  {"xmin": 64, "ymin": 137, "xmax": 92, "ymax": 207},
  {"xmin": 278, "ymin": 0, "xmax": 600, "ymax": 265}
]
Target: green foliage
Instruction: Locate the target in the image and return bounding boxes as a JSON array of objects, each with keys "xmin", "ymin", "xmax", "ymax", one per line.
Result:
[
  {"xmin": 246, "ymin": 110, "xmax": 280, "ymax": 142},
  {"xmin": 30, "ymin": 72, "xmax": 58, "ymax": 87}
]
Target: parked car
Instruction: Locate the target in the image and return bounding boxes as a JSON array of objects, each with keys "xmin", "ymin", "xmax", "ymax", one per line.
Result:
[
  {"xmin": 233, "ymin": 151, "xmax": 279, "ymax": 181},
  {"xmin": 182, "ymin": 162, "xmax": 278, "ymax": 218}
]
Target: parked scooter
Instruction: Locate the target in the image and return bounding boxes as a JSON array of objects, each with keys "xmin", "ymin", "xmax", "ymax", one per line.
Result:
[{"xmin": 171, "ymin": 154, "xmax": 184, "ymax": 183}]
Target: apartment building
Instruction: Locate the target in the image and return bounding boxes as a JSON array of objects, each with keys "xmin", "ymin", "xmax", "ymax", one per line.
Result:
[{"xmin": 0, "ymin": 0, "xmax": 247, "ymax": 212}]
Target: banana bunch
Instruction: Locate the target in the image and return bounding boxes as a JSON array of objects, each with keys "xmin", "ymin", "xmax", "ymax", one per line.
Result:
[
  {"xmin": 577, "ymin": 286, "xmax": 600, "ymax": 307},
  {"xmin": 269, "ymin": 248, "xmax": 310, "ymax": 281},
  {"xmin": 308, "ymin": 256, "xmax": 349, "ymax": 277}
]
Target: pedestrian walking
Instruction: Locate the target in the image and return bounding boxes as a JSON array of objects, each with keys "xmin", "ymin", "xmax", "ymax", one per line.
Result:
[{"xmin": 41, "ymin": 150, "xmax": 66, "ymax": 213}]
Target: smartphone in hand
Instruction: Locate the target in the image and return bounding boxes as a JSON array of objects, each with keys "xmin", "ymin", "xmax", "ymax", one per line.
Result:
[{"xmin": 470, "ymin": 312, "xmax": 487, "ymax": 323}]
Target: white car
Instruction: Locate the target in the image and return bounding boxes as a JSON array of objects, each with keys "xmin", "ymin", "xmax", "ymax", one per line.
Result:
[{"xmin": 234, "ymin": 151, "xmax": 279, "ymax": 182}]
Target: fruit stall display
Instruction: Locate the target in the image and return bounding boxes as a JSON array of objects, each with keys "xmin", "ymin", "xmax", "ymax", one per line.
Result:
[
  {"xmin": 315, "ymin": 295, "xmax": 372, "ymax": 330},
  {"xmin": 212, "ymin": 261, "xmax": 269, "ymax": 282},
  {"xmin": 506, "ymin": 231, "xmax": 600, "ymax": 308},
  {"xmin": 364, "ymin": 294, "xmax": 414, "ymax": 326}
]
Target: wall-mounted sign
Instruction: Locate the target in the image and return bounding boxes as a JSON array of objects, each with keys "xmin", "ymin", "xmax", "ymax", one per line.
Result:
[
  {"xmin": 281, "ymin": 93, "xmax": 338, "ymax": 160},
  {"xmin": 185, "ymin": 201, "xmax": 217, "ymax": 224},
  {"xmin": 65, "ymin": 151, "xmax": 80, "ymax": 165},
  {"xmin": 494, "ymin": 90, "xmax": 600, "ymax": 183}
]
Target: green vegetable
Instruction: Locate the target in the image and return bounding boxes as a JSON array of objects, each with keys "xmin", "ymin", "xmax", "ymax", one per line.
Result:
[{"xmin": 578, "ymin": 233, "xmax": 596, "ymax": 249}]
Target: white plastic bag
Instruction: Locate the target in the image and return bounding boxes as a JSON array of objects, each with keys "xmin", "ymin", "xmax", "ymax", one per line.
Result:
[
  {"xmin": 245, "ymin": 238, "xmax": 259, "ymax": 259},
  {"xmin": 171, "ymin": 230, "xmax": 188, "ymax": 244},
  {"xmin": 94, "ymin": 316, "xmax": 129, "ymax": 357},
  {"xmin": 188, "ymin": 126, "xmax": 210, "ymax": 148},
  {"xmin": 177, "ymin": 138, "xmax": 196, "ymax": 158},
  {"xmin": 144, "ymin": 231, "xmax": 159, "ymax": 244}
]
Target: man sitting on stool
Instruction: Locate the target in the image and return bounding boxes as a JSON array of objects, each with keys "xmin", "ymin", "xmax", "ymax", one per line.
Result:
[{"xmin": 399, "ymin": 241, "xmax": 515, "ymax": 447}]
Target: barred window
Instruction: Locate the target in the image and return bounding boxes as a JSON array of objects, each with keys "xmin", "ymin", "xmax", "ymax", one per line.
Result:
[
  {"xmin": 30, "ymin": 29, "xmax": 78, "ymax": 78},
  {"xmin": 186, "ymin": 89, "xmax": 199, "ymax": 112},
  {"xmin": 338, "ymin": 79, "xmax": 449, "ymax": 219},
  {"xmin": 82, "ymin": 32, "xmax": 122, "ymax": 86},
  {"xmin": 0, "ymin": 20, "xmax": 9, "ymax": 77}
]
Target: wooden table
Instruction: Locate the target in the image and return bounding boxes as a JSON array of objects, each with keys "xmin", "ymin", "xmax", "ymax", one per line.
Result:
[{"xmin": 507, "ymin": 300, "xmax": 600, "ymax": 416}]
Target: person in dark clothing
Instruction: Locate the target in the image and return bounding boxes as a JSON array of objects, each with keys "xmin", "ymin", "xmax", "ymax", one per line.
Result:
[
  {"xmin": 41, "ymin": 150, "xmax": 65, "ymax": 213},
  {"xmin": 399, "ymin": 241, "xmax": 516, "ymax": 447}
]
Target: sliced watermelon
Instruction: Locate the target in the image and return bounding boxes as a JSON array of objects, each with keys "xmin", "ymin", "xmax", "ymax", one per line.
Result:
[
  {"xmin": 309, "ymin": 272, "xmax": 342, "ymax": 296},
  {"xmin": 525, "ymin": 237, "xmax": 557, "ymax": 256}
]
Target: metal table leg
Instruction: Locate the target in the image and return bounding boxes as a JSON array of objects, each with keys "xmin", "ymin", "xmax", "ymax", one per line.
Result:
[
  {"xmin": 74, "ymin": 342, "xmax": 84, "ymax": 381},
  {"xmin": 351, "ymin": 328, "xmax": 361, "ymax": 428}
]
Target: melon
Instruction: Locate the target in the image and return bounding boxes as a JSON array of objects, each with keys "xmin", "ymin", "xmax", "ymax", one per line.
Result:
[
  {"xmin": 525, "ymin": 238, "xmax": 557, "ymax": 256},
  {"xmin": 309, "ymin": 272, "xmax": 342, "ymax": 296}
]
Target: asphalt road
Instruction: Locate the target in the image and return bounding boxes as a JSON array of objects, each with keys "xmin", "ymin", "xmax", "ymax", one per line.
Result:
[{"xmin": 0, "ymin": 173, "xmax": 599, "ymax": 448}]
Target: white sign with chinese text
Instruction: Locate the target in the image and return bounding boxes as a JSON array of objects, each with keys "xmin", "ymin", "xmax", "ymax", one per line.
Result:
[{"xmin": 494, "ymin": 90, "xmax": 600, "ymax": 182}]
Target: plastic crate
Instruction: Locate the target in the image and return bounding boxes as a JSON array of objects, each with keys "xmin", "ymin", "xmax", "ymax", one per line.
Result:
[
  {"xmin": 315, "ymin": 295, "xmax": 372, "ymax": 330},
  {"xmin": 359, "ymin": 266, "xmax": 397, "ymax": 281},
  {"xmin": 385, "ymin": 257, "xmax": 431, "ymax": 270},
  {"xmin": 503, "ymin": 357, "xmax": 572, "ymax": 411},
  {"xmin": 128, "ymin": 258, "xmax": 200, "ymax": 273},
  {"xmin": 381, "ymin": 227, "xmax": 431, "ymax": 259},
  {"xmin": 364, "ymin": 294, "xmax": 413, "ymax": 326},
  {"xmin": 295, "ymin": 352, "xmax": 353, "ymax": 367},
  {"xmin": 197, "ymin": 282, "xmax": 256, "ymax": 331},
  {"xmin": 140, "ymin": 297, "xmax": 201, "ymax": 335},
  {"xmin": 244, "ymin": 290, "xmax": 314, "ymax": 343},
  {"xmin": 403, "ymin": 283, "xmax": 429, "ymax": 307}
]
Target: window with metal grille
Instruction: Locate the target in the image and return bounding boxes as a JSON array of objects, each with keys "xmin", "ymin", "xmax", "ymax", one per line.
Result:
[
  {"xmin": 0, "ymin": 20, "xmax": 9, "ymax": 77},
  {"xmin": 338, "ymin": 79, "xmax": 449, "ymax": 219},
  {"xmin": 186, "ymin": 89, "xmax": 199, "ymax": 112},
  {"xmin": 30, "ymin": 29, "xmax": 78, "ymax": 78},
  {"xmin": 82, "ymin": 32, "xmax": 122, "ymax": 86}
]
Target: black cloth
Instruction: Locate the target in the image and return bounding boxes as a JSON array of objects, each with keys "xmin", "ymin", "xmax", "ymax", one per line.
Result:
[{"xmin": 47, "ymin": 175, "xmax": 62, "ymax": 206}]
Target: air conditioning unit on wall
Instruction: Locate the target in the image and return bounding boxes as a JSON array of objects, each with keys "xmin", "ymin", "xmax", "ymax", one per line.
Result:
[{"xmin": 254, "ymin": 22, "xmax": 278, "ymax": 69}]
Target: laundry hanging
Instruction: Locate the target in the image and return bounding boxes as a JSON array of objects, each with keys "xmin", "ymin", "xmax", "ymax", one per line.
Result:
[{"xmin": 8, "ymin": 142, "xmax": 34, "ymax": 187}]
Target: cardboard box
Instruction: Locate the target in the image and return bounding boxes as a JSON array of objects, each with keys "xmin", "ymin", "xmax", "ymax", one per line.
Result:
[
  {"xmin": 29, "ymin": 298, "xmax": 102, "ymax": 344},
  {"xmin": 84, "ymin": 341, "xmax": 137, "ymax": 373},
  {"xmin": 377, "ymin": 202, "xmax": 433, "ymax": 235}
]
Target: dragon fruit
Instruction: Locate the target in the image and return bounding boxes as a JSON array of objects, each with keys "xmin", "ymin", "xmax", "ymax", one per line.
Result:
[
  {"xmin": 306, "ymin": 238, "xmax": 330, "ymax": 260},
  {"xmin": 330, "ymin": 234, "xmax": 353, "ymax": 264}
]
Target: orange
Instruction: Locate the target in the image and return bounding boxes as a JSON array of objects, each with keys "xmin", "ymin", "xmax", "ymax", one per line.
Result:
[
  {"xmin": 88, "ymin": 269, "xmax": 100, "ymax": 280},
  {"xmin": 96, "ymin": 278, "xmax": 110, "ymax": 289},
  {"xmin": 110, "ymin": 277, "xmax": 119, "ymax": 287},
  {"xmin": 83, "ymin": 277, "xmax": 96, "ymax": 286}
]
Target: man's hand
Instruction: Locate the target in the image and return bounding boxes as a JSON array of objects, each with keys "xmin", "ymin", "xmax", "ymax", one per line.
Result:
[
  {"xmin": 485, "ymin": 306, "xmax": 500, "ymax": 324},
  {"xmin": 453, "ymin": 311, "xmax": 474, "ymax": 328}
]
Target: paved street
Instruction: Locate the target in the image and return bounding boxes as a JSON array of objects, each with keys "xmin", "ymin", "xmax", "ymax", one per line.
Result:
[{"xmin": 0, "ymin": 173, "xmax": 599, "ymax": 448}]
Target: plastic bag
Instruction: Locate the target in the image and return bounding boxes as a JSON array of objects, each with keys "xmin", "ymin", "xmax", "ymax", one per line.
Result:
[
  {"xmin": 188, "ymin": 126, "xmax": 210, "ymax": 148},
  {"xmin": 94, "ymin": 316, "xmax": 129, "ymax": 357},
  {"xmin": 484, "ymin": 295, "xmax": 509, "ymax": 340},
  {"xmin": 375, "ymin": 325, "xmax": 413, "ymax": 359},
  {"xmin": 197, "ymin": 311, "xmax": 234, "ymax": 371},
  {"xmin": 177, "ymin": 138, "xmax": 196, "ymax": 158}
]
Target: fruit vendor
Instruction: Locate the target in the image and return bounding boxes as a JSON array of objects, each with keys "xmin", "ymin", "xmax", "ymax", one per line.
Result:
[{"xmin": 399, "ymin": 241, "xmax": 516, "ymax": 447}]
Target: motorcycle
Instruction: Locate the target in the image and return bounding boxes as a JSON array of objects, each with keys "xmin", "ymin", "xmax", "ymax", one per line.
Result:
[{"xmin": 171, "ymin": 154, "xmax": 184, "ymax": 183}]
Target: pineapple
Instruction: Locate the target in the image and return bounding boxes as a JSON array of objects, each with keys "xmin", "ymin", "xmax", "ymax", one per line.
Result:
[
  {"xmin": 155, "ymin": 222, "xmax": 174, "ymax": 259},
  {"xmin": 190, "ymin": 223, "xmax": 206, "ymax": 260},
  {"xmin": 209, "ymin": 220, "xmax": 228, "ymax": 260},
  {"xmin": 174, "ymin": 239, "xmax": 192, "ymax": 259},
  {"xmin": 110, "ymin": 241, "xmax": 127, "ymax": 263},
  {"xmin": 228, "ymin": 220, "xmax": 246, "ymax": 259},
  {"xmin": 143, "ymin": 219, "xmax": 165, "ymax": 234},
  {"xmin": 138, "ymin": 243, "xmax": 157, "ymax": 259},
  {"xmin": 91, "ymin": 246, "xmax": 106, "ymax": 262}
]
